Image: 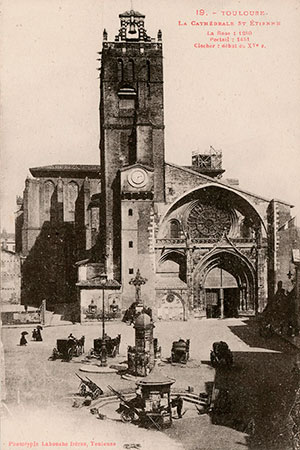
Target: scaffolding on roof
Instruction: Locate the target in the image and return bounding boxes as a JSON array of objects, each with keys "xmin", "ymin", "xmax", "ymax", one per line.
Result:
[{"xmin": 192, "ymin": 146, "xmax": 223, "ymax": 170}]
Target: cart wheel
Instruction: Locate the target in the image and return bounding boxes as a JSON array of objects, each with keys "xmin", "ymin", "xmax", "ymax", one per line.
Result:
[
  {"xmin": 79, "ymin": 384, "xmax": 87, "ymax": 396},
  {"xmin": 121, "ymin": 410, "xmax": 135, "ymax": 423},
  {"xmin": 66, "ymin": 348, "xmax": 73, "ymax": 361},
  {"xmin": 92, "ymin": 388, "xmax": 102, "ymax": 400}
]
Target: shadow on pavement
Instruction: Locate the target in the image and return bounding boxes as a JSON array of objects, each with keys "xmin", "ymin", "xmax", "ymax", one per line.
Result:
[
  {"xmin": 229, "ymin": 317, "xmax": 296, "ymax": 353},
  {"xmin": 203, "ymin": 319, "xmax": 298, "ymax": 449}
]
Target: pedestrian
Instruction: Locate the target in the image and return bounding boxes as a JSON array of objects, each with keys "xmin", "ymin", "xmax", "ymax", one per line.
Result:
[
  {"xmin": 36, "ymin": 326, "xmax": 43, "ymax": 341},
  {"xmin": 32, "ymin": 329, "xmax": 38, "ymax": 341},
  {"xmin": 171, "ymin": 395, "xmax": 183, "ymax": 418},
  {"xmin": 68, "ymin": 333, "xmax": 76, "ymax": 341},
  {"xmin": 20, "ymin": 331, "xmax": 28, "ymax": 346}
]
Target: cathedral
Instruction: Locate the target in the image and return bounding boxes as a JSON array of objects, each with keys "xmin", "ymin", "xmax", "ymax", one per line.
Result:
[{"xmin": 16, "ymin": 10, "xmax": 299, "ymax": 322}]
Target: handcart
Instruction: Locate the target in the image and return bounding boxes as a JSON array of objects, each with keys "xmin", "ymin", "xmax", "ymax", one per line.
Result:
[{"xmin": 76, "ymin": 373, "xmax": 103, "ymax": 400}]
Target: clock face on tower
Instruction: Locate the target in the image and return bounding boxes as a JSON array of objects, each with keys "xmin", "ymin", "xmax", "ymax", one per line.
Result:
[{"xmin": 128, "ymin": 169, "xmax": 148, "ymax": 188}]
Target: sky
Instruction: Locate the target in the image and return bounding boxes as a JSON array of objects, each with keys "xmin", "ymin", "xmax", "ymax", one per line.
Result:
[{"xmin": 1, "ymin": 0, "xmax": 300, "ymax": 232}]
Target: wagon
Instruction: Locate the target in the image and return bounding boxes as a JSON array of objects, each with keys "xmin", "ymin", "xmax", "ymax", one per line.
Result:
[
  {"xmin": 50, "ymin": 337, "xmax": 84, "ymax": 362},
  {"xmin": 89, "ymin": 334, "xmax": 121, "ymax": 359},
  {"xmin": 171, "ymin": 339, "xmax": 190, "ymax": 364},
  {"xmin": 76, "ymin": 373, "xmax": 103, "ymax": 400}
]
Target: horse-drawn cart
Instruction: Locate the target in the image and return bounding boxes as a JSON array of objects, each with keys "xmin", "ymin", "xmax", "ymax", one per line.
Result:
[
  {"xmin": 49, "ymin": 336, "xmax": 84, "ymax": 362},
  {"xmin": 88, "ymin": 334, "xmax": 121, "ymax": 359},
  {"xmin": 171, "ymin": 339, "xmax": 190, "ymax": 364}
]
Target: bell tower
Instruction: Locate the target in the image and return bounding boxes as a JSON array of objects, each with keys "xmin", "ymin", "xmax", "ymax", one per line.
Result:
[{"xmin": 99, "ymin": 10, "xmax": 165, "ymax": 279}]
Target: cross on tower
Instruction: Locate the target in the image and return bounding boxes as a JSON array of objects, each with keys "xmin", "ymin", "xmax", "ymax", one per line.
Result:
[{"xmin": 129, "ymin": 269, "xmax": 147, "ymax": 303}]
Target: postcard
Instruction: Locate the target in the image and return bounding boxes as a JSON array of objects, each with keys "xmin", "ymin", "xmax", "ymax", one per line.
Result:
[{"xmin": 1, "ymin": 1, "xmax": 300, "ymax": 450}]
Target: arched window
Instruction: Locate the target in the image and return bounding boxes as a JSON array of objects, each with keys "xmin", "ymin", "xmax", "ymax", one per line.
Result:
[
  {"xmin": 68, "ymin": 181, "xmax": 79, "ymax": 217},
  {"xmin": 240, "ymin": 218, "xmax": 252, "ymax": 239},
  {"xmin": 170, "ymin": 220, "xmax": 180, "ymax": 238},
  {"xmin": 117, "ymin": 59, "xmax": 123, "ymax": 82},
  {"xmin": 128, "ymin": 208, "xmax": 133, "ymax": 216},
  {"xmin": 44, "ymin": 180, "xmax": 55, "ymax": 215},
  {"xmin": 128, "ymin": 60, "xmax": 134, "ymax": 82}
]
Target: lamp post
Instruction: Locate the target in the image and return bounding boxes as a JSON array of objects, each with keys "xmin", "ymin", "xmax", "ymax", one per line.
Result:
[
  {"xmin": 98, "ymin": 272, "xmax": 120, "ymax": 367},
  {"xmin": 100, "ymin": 273, "xmax": 108, "ymax": 367}
]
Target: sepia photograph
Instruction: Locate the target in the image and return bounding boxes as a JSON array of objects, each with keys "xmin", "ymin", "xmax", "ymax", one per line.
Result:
[{"xmin": 1, "ymin": 1, "xmax": 300, "ymax": 449}]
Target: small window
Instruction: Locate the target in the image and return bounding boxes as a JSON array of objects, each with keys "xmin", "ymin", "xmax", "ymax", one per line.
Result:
[
  {"xmin": 129, "ymin": 268, "xmax": 134, "ymax": 274},
  {"xmin": 128, "ymin": 209, "xmax": 133, "ymax": 216},
  {"xmin": 129, "ymin": 241, "xmax": 133, "ymax": 248},
  {"xmin": 170, "ymin": 220, "xmax": 180, "ymax": 238}
]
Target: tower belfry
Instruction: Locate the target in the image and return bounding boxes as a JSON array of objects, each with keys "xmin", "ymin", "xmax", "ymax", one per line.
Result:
[
  {"xmin": 99, "ymin": 10, "xmax": 165, "ymax": 280},
  {"xmin": 115, "ymin": 9, "xmax": 151, "ymax": 42}
]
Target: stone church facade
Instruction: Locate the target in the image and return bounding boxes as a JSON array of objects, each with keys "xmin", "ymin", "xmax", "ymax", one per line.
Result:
[{"xmin": 16, "ymin": 10, "xmax": 298, "ymax": 322}]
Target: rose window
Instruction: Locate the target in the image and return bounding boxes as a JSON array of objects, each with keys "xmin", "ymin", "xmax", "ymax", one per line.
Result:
[{"xmin": 187, "ymin": 202, "xmax": 232, "ymax": 238}]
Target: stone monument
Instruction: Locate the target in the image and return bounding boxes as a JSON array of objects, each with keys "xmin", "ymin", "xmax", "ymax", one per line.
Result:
[{"xmin": 127, "ymin": 269, "xmax": 155, "ymax": 376}]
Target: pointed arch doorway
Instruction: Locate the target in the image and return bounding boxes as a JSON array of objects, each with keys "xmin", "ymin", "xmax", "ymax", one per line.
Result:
[{"xmin": 193, "ymin": 249, "xmax": 256, "ymax": 318}]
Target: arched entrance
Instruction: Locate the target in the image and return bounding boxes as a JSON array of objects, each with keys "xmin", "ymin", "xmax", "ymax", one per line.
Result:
[
  {"xmin": 156, "ymin": 183, "xmax": 268, "ymax": 318},
  {"xmin": 193, "ymin": 249, "xmax": 256, "ymax": 318}
]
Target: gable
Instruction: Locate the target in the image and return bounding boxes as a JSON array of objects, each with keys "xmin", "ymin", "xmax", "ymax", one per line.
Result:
[{"xmin": 165, "ymin": 162, "xmax": 211, "ymax": 204}]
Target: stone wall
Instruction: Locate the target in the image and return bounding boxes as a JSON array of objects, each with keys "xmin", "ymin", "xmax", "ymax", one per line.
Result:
[
  {"xmin": 275, "ymin": 203, "xmax": 298, "ymax": 293},
  {"xmin": 0, "ymin": 249, "xmax": 21, "ymax": 304},
  {"xmin": 121, "ymin": 200, "xmax": 155, "ymax": 311},
  {"xmin": 17, "ymin": 172, "xmax": 101, "ymax": 310}
]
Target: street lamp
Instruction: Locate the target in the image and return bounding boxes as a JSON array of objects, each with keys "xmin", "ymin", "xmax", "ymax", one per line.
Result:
[
  {"xmin": 98, "ymin": 272, "xmax": 121, "ymax": 366},
  {"xmin": 100, "ymin": 273, "xmax": 108, "ymax": 367}
]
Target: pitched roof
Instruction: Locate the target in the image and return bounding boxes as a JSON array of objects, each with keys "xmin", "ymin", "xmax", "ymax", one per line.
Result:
[
  {"xmin": 76, "ymin": 278, "xmax": 121, "ymax": 289},
  {"xmin": 119, "ymin": 10, "xmax": 145, "ymax": 18},
  {"xmin": 136, "ymin": 368, "xmax": 175, "ymax": 386},
  {"xmin": 165, "ymin": 162, "xmax": 293, "ymax": 207},
  {"xmin": 120, "ymin": 163, "xmax": 154, "ymax": 172}
]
